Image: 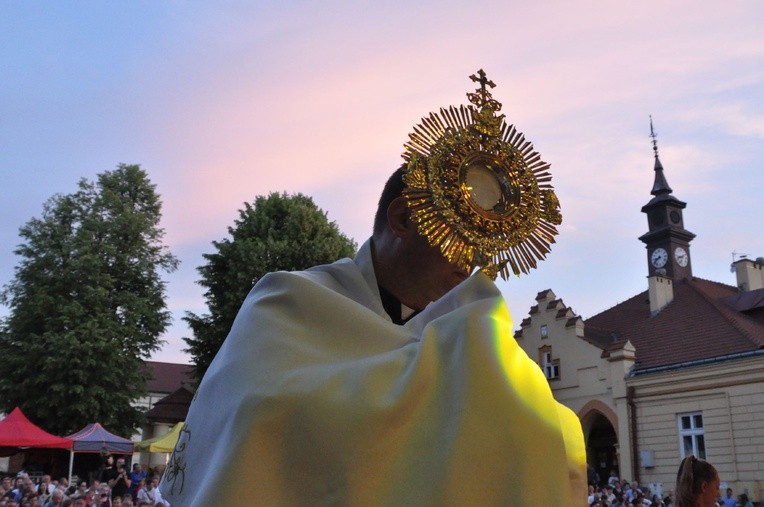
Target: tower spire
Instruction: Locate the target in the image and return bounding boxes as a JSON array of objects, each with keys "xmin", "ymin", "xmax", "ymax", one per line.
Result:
[
  {"xmin": 649, "ymin": 116, "xmax": 659, "ymax": 159},
  {"xmin": 639, "ymin": 117, "xmax": 695, "ymax": 281},
  {"xmin": 649, "ymin": 116, "xmax": 672, "ymax": 196}
]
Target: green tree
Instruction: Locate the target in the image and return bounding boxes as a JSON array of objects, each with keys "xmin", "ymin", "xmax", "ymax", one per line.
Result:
[
  {"xmin": 184, "ymin": 192, "xmax": 357, "ymax": 381},
  {"xmin": 0, "ymin": 164, "xmax": 178, "ymax": 436}
]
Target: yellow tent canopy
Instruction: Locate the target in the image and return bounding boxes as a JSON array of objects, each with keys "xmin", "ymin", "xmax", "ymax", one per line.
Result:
[{"xmin": 134, "ymin": 422, "xmax": 183, "ymax": 453}]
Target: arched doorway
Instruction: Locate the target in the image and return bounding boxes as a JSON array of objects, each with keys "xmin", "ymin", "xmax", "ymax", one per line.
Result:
[
  {"xmin": 586, "ymin": 413, "xmax": 618, "ymax": 485},
  {"xmin": 580, "ymin": 401, "xmax": 619, "ymax": 486}
]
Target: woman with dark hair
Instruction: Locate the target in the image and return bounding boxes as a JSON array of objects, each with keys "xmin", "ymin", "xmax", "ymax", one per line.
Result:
[
  {"xmin": 674, "ymin": 455, "xmax": 719, "ymax": 507},
  {"xmin": 739, "ymin": 493, "xmax": 753, "ymax": 507}
]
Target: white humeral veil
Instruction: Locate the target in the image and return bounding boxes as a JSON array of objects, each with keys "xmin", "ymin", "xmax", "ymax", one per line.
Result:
[{"xmin": 160, "ymin": 240, "xmax": 587, "ymax": 505}]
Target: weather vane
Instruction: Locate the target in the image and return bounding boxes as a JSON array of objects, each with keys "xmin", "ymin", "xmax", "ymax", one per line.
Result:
[
  {"xmin": 649, "ymin": 115, "xmax": 660, "ymax": 159},
  {"xmin": 401, "ymin": 69, "xmax": 562, "ymax": 280}
]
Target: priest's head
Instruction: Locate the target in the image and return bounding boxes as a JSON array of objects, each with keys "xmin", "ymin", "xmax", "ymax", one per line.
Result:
[{"xmin": 371, "ymin": 166, "xmax": 470, "ymax": 311}]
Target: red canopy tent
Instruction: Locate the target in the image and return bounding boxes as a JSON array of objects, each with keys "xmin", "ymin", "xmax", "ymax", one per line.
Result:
[{"xmin": 0, "ymin": 407, "xmax": 73, "ymax": 455}]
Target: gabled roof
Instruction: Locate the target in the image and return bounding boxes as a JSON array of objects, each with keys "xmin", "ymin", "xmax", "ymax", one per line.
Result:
[
  {"xmin": 584, "ymin": 278, "xmax": 764, "ymax": 372},
  {"xmin": 145, "ymin": 361, "xmax": 194, "ymax": 394},
  {"xmin": 146, "ymin": 386, "xmax": 194, "ymax": 424}
]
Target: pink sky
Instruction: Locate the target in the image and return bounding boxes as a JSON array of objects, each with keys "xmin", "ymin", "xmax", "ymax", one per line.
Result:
[{"xmin": 2, "ymin": 2, "xmax": 763, "ymax": 363}]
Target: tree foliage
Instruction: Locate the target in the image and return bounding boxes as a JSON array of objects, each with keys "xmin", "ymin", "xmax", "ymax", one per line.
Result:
[
  {"xmin": 183, "ymin": 192, "xmax": 357, "ymax": 382},
  {"xmin": 0, "ymin": 164, "xmax": 178, "ymax": 436}
]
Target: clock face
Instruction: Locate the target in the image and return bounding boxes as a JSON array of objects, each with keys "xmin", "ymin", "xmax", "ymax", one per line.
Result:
[
  {"xmin": 651, "ymin": 248, "xmax": 668, "ymax": 268},
  {"xmin": 674, "ymin": 246, "xmax": 689, "ymax": 267}
]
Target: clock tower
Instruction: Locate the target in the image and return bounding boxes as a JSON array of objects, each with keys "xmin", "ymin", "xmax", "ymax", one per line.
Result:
[{"xmin": 638, "ymin": 118, "xmax": 695, "ymax": 280}]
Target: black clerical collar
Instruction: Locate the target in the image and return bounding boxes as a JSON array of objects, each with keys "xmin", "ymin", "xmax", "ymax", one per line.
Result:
[{"xmin": 377, "ymin": 284, "xmax": 420, "ymax": 325}]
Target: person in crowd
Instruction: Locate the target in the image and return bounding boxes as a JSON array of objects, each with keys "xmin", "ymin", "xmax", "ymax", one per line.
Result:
[
  {"xmin": 126, "ymin": 465, "xmax": 144, "ymax": 502},
  {"xmin": 721, "ymin": 488, "xmax": 737, "ymax": 507},
  {"xmin": 601, "ymin": 485, "xmax": 616, "ymax": 504},
  {"xmin": 91, "ymin": 492, "xmax": 109, "ymax": 507},
  {"xmin": 42, "ymin": 489, "xmax": 63, "ymax": 507},
  {"xmin": 84, "ymin": 481, "xmax": 99, "ymax": 503},
  {"xmin": 623, "ymin": 482, "xmax": 634, "ymax": 502},
  {"xmin": 24, "ymin": 491, "xmax": 40, "ymax": 507},
  {"xmin": 8, "ymin": 478, "xmax": 24, "ymax": 503},
  {"xmin": 129, "ymin": 479, "xmax": 143, "ymax": 505},
  {"xmin": 134, "ymin": 479, "xmax": 163, "ymax": 507},
  {"xmin": 588, "ymin": 485, "xmax": 598, "ymax": 505},
  {"xmin": 73, "ymin": 483, "xmax": 86, "ymax": 501},
  {"xmin": 92, "ymin": 484, "xmax": 111, "ymax": 507},
  {"xmin": 674, "ymin": 455, "xmax": 719, "ymax": 507},
  {"xmin": 36, "ymin": 476, "xmax": 54, "ymax": 498},
  {"xmin": 738, "ymin": 493, "xmax": 753, "ymax": 507},
  {"xmin": 629, "ymin": 482, "xmax": 645, "ymax": 503},
  {"xmin": 98, "ymin": 455, "xmax": 116, "ymax": 488},
  {"xmin": 109, "ymin": 458, "xmax": 130, "ymax": 501}
]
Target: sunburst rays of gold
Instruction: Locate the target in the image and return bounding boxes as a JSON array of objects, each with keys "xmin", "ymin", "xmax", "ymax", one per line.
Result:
[{"xmin": 401, "ymin": 71, "xmax": 561, "ymax": 280}]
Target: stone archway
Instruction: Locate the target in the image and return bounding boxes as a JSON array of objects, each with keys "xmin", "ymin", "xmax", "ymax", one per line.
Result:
[{"xmin": 580, "ymin": 400, "xmax": 619, "ymax": 486}]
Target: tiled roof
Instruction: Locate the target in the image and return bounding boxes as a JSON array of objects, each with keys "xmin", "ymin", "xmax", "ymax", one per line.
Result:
[
  {"xmin": 566, "ymin": 316, "xmax": 581, "ymax": 328},
  {"xmin": 145, "ymin": 361, "xmax": 194, "ymax": 394},
  {"xmin": 723, "ymin": 288, "xmax": 764, "ymax": 323},
  {"xmin": 584, "ymin": 278, "xmax": 764, "ymax": 371},
  {"xmin": 582, "ymin": 325, "xmax": 620, "ymax": 351},
  {"xmin": 146, "ymin": 386, "xmax": 194, "ymax": 424}
]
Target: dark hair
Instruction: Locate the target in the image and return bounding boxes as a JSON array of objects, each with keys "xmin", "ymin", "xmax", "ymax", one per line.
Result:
[
  {"xmin": 372, "ymin": 165, "xmax": 407, "ymax": 237},
  {"xmin": 675, "ymin": 455, "xmax": 717, "ymax": 507}
]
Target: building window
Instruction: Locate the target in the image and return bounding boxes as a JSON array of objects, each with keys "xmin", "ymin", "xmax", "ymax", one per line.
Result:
[
  {"xmin": 541, "ymin": 350, "xmax": 560, "ymax": 380},
  {"xmin": 678, "ymin": 412, "xmax": 706, "ymax": 459},
  {"xmin": 540, "ymin": 324, "xmax": 549, "ymax": 338}
]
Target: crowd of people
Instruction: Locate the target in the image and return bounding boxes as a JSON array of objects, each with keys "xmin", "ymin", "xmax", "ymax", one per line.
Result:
[
  {"xmin": 587, "ymin": 457, "xmax": 755, "ymax": 507},
  {"xmin": 588, "ymin": 481, "xmax": 753, "ymax": 507},
  {"xmin": 587, "ymin": 479, "xmax": 673, "ymax": 506},
  {"xmin": 0, "ymin": 455, "xmax": 168, "ymax": 507}
]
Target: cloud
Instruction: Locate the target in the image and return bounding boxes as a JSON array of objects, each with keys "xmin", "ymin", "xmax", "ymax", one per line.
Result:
[{"xmin": 678, "ymin": 104, "xmax": 764, "ymax": 140}]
